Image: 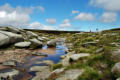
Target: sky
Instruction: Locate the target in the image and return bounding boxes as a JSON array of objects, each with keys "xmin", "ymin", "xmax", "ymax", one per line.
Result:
[{"xmin": 0, "ymin": 0, "xmax": 120, "ymax": 31}]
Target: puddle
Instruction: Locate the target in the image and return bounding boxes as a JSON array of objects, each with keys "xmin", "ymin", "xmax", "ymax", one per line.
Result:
[{"xmin": 15, "ymin": 41, "xmax": 67, "ymax": 80}]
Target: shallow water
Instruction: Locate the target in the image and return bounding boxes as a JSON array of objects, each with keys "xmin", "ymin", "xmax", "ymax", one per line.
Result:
[{"xmin": 16, "ymin": 41, "xmax": 67, "ymax": 80}]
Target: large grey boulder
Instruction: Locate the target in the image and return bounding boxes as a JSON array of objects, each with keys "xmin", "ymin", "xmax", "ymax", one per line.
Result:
[
  {"xmin": 30, "ymin": 38, "xmax": 43, "ymax": 48},
  {"xmin": 26, "ymin": 31, "xmax": 38, "ymax": 38},
  {"xmin": 0, "ymin": 69, "xmax": 19, "ymax": 80},
  {"xmin": 0, "ymin": 33, "xmax": 9, "ymax": 47},
  {"xmin": 56, "ymin": 69, "xmax": 84, "ymax": 80},
  {"xmin": 15, "ymin": 42, "xmax": 31, "ymax": 48},
  {"xmin": 0, "ymin": 31, "xmax": 24, "ymax": 44},
  {"xmin": 6, "ymin": 27, "xmax": 21, "ymax": 34},
  {"xmin": 47, "ymin": 38, "xmax": 65, "ymax": 47},
  {"xmin": 111, "ymin": 62, "xmax": 120, "ymax": 74}
]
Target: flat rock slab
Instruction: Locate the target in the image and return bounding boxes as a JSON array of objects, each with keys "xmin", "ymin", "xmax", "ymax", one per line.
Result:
[
  {"xmin": 15, "ymin": 42, "xmax": 31, "ymax": 48},
  {"xmin": 0, "ymin": 69, "xmax": 19, "ymax": 79},
  {"xmin": 70, "ymin": 53, "xmax": 90, "ymax": 61},
  {"xmin": 56, "ymin": 69, "xmax": 84, "ymax": 80}
]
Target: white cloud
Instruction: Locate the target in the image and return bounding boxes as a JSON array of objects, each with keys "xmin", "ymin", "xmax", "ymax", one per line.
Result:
[
  {"xmin": 90, "ymin": 0, "xmax": 120, "ymax": 11},
  {"xmin": 37, "ymin": 6, "xmax": 45, "ymax": 12},
  {"xmin": 100, "ymin": 12, "xmax": 117, "ymax": 23},
  {"xmin": 63, "ymin": 19, "xmax": 70, "ymax": 24},
  {"xmin": 29, "ymin": 22, "xmax": 55, "ymax": 30},
  {"xmin": 74, "ymin": 13, "xmax": 95, "ymax": 21},
  {"xmin": 72, "ymin": 10, "xmax": 79, "ymax": 14},
  {"xmin": 46, "ymin": 18, "xmax": 57, "ymax": 25},
  {"xmin": 59, "ymin": 19, "xmax": 72, "ymax": 27}
]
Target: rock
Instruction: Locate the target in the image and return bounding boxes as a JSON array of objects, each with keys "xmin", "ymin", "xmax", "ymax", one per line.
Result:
[
  {"xmin": 37, "ymin": 36, "xmax": 44, "ymax": 41},
  {"xmin": 111, "ymin": 49, "xmax": 120, "ymax": 62},
  {"xmin": 26, "ymin": 31, "xmax": 38, "ymax": 38},
  {"xmin": 30, "ymin": 66, "xmax": 50, "ymax": 72},
  {"xmin": 2, "ymin": 60, "xmax": 17, "ymax": 66},
  {"xmin": 47, "ymin": 38, "xmax": 65, "ymax": 47},
  {"xmin": 111, "ymin": 62, "xmax": 120, "ymax": 74},
  {"xmin": 60, "ymin": 55, "xmax": 66, "ymax": 59},
  {"xmin": 30, "ymin": 38, "xmax": 43, "ymax": 48},
  {"xmin": 43, "ymin": 60, "xmax": 54, "ymax": 66},
  {"xmin": 82, "ymin": 42, "xmax": 97, "ymax": 47},
  {"xmin": 15, "ymin": 42, "xmax": 31, "ymax": 48},
  {"xmin": 0, "ymin": 69, "xmax": 19, "ymax": 79},
  {"xmin": 70, "ymin": 53, "xmax": 90, "ymax": 61},
  {"xmin": 56, "ymin": 69, "xmax": 84, "ymax": 80},
  {"xmin": 116, "ymin": 78, "xmax": 120, "ymax": 80},
  {"xmin": 6, "ymin": 27, "xmax": 21, "ymax": 34},
  {"xmin": 31, "ymin": 71, "xmax": 51, "ymax": 80},
  {"xmin": 0, "ymin": 33, "xmax": 9, "ymax": 47},
  {"xmin": 61, "ymin": 56, "xmax": 70, "ymax": 67},
  {"xmin": 30, "ymin": 66, "xmax": 51, "ymax": 80},
  {"xmin": 96, "ymin": 48, "xmax": 104, "ymax": 53},
  {"xmin": 51, "ymin": 68, "xmax": 65, "ymax": 75},
  {"xmin": 0, "ymin": 30, "xmax": 24, "ymax": 44},
  {"xmin": 32, "ymin": 52, "xmax": 48, "ymax": 56}
]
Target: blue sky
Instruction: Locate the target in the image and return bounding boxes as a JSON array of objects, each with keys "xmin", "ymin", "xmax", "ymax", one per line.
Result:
[{"xmin": 0, "ymin": 0, "xmax": 120, "ymax": 31}]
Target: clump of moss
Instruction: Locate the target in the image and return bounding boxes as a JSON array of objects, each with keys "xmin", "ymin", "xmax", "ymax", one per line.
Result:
[
  {"xmin": 52, "ymin": 63, "xmax": 63, "ymax": 70},
  {"xmin": 78, "ymin": 67, "xmax": 101, "ymax": 80}
]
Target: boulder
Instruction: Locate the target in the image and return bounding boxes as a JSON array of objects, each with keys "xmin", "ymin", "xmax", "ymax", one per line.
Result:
[
  {"xmin": 6, "ymin": 27, "xmax": 21, "ymax": 34},
  {"xmin": 15, "ymin": 42, "xmax": 31, "ymax": 48},
  {"xmin": 30, "ymin": 38, "xmax": 43, "ymax": 48},
  {"xmin": 51, "ymin": 68, "xmax": 65, "ymax": 75},
  {"xmin": 111, "ymin": 62, "xmax": 120, "ymax": 74},
  {"xmin": 70, "ymin": 53, "xmax": 90, "ymax": 61},
  {"xmin": 0, "ymin": 69, "xmax": 19, "ymax": 79},
  {"xmin": 0, "ymin": 31, "xmax": 24, "ymax": 44},
  {"xmin": 0, "ymin": 33, "xmax": 9, "ymax": 47},
  {"xmin": 56, "ymin": 69, "xmax": 84, "ymax": 80},
  {"xmin": 47, "ymin": 38, "xmax": 65, "ymax": 47},
  {"xmin": 26, "ymin": 31, "xmax": 38, "ymax": 38}
]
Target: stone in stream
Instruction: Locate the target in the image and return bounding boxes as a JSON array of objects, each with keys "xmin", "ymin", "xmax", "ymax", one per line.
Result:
[
  {"xmin": 0, "ymin": 69, "xmax": 19, "ymax": 80},
  {"xmin": 47, "ymin": 38, "xmax": 65, "ymax": 47},
  {"xmin": 50, "ymin": 68, "xmax": 65, "ymax": 76},
  {"xmin": 30, "ymin": 66, "xmax": 51, "ymax": 80},
  {"xmin": 2, "ymin": 60, "xmax": 17, "ymax": 66},
  {"xmin": 32, "ymin": 52, "xmax": 48, "ymax": 56},
  {"xmin": 111, "ymin": 62, "xmax": 120, "ymax": 74},
  {"xmin": 14, "ymin": 42, "xmax": 31, "ymax": 48},
  {"xmin": 30, "ymin": 38, "xmax": 43, "ymax": 48},
  {"xmin": 56, "ymin": 69, "xmax": 84, "ymax": 80}
]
